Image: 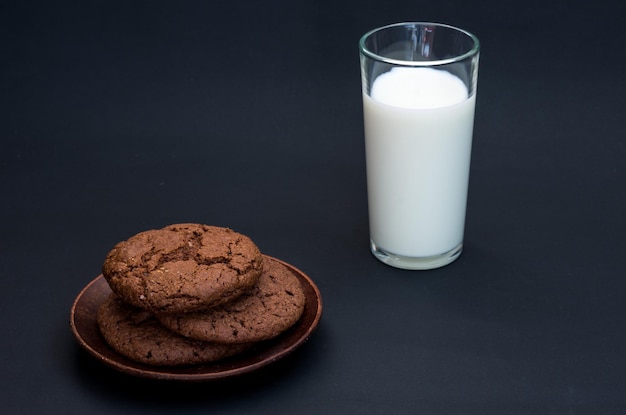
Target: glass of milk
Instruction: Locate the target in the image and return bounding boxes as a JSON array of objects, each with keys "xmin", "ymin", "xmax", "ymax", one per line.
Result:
[{"xmin": 359, "ymin": 22, "xmax": 480, "ymax": 270}]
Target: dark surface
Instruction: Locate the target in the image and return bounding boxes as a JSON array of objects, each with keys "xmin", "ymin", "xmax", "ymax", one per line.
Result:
[{"xmin": 2, "ymin": 1, "xmax": 625, "ymax": 413}]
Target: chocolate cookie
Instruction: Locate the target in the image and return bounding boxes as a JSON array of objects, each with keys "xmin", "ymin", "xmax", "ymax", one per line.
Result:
[
  {"xmin": 157, "ymin": 256, "xmax": 306, "ymax": 344},
  {"xmin": 97, "ymin": 294, "xmax": 249, "ymax": 366},
  {"xmin": 102, "ymin": 224, "xmax": 263, "ymax": 314}
]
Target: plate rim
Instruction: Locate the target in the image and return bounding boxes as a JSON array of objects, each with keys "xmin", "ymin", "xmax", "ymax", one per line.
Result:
[{"xmin": 70, "ymin": 255, "xmax": 322, "ymax": 381}]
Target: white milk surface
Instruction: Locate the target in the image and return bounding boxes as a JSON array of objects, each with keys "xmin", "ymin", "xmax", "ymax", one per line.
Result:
[{"xmin": 364, "ymin": 67, "xmax": 476, "ymax": 257}]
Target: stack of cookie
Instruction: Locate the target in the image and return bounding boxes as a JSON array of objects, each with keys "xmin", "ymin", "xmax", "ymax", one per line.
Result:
[{"xmin": 96, "ymin": 223, "xmax": 306, "ymax": 367}]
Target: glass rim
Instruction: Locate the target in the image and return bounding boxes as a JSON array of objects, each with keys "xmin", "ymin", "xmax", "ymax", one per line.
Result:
[{"xmin": 359, "ymin": 22, "xmax": 480, "ymax": 67}]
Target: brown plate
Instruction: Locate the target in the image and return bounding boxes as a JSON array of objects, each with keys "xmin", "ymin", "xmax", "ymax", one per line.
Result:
[{"xmin": 70, "ymin": 255, "xmax": 322, "ymax": 381}]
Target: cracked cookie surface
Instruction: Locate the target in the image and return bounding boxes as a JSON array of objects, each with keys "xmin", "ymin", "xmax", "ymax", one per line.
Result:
[
  {"xmin": 97, "ymin": 293, "xmax": 249, "ymax": 366},
  {"xmin": 102, "ymin": 223, "xmax": 263, "ymax": 314},
  {"xmin": 157, "ymin": 256, "xmax": 306, "ymax": 344}
]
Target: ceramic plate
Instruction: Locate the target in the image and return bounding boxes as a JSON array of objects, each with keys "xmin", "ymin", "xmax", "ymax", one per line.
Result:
[{"xmin": 70, "ymin": 255, "xmax": 322, "ymax": 381}]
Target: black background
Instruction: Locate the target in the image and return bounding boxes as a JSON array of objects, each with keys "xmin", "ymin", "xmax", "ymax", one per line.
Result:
[{"xmin": 2, "ymin": 1, "xmax": 626, "ymax": 413}]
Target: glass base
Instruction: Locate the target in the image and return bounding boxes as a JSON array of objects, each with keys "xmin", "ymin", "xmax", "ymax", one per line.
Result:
[{"xmin": 370, "ymin": 240, "xmax": 463, "ymax": 270}]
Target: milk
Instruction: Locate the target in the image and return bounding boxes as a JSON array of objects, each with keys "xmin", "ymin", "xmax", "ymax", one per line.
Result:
[{"xmin": 363, "ymin": 67, "xmax": 476, "ymax": 258}]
